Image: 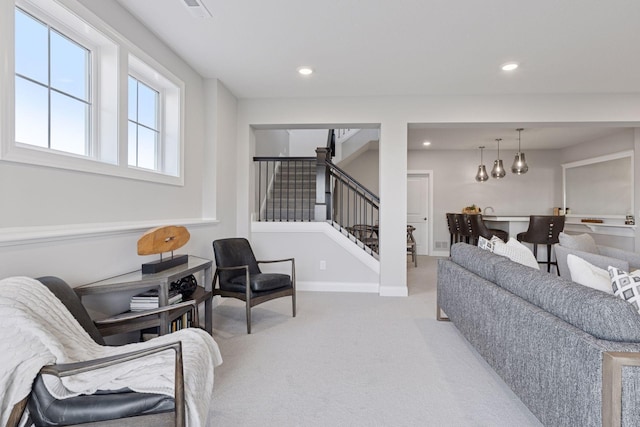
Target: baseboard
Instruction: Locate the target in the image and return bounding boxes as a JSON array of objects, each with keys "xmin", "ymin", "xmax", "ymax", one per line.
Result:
[
  {"xmin": 430, "ymin": 250, "xmax": 450, "ymax": 257},
  {"xmin": 379, "ymin": 285, "xmax": 409, "ymax": 297},
  {"xmin": 297, "ymin": 281, "xmax": 379, "ymax": 293}
]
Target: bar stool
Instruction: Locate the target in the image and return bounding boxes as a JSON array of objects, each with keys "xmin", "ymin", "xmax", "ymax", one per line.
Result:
[
  {"xmin": 517, "ymin": 215, "xmax": 565, "ymax": 273},
  {"xmin": 446, "ymin": 213, "xmax": 459, "ymax": 248},
  {"xmin": 467, "ymin": 214, "xmax": 509, "ymax": 245},
  {"xmin": 456, "ymin": 213, "xmax": 473, "ymax": 244}
]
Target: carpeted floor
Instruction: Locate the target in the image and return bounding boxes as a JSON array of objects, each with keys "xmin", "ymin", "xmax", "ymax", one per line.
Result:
[{"xmin": 208, "ymin": 256, "xmax": 542, "ymax": 426}]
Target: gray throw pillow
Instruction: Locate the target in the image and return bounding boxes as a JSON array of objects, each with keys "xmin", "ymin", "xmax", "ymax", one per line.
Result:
[{"xmin": 558, "ymin": 232, "xmax": 598, "ymax": 254}]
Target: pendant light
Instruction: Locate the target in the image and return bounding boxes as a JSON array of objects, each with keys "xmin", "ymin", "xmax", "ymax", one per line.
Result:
[
  {"xmin": 511, "ymin": 128, "xmax": 529, "ymax": 174},
  {"xmin": 491, "ymin": 138, "xmax": 506, "ymax": 179},
  {"xmin": 475, "ymin": 146, "xmax": 489, "ymax": 182}
]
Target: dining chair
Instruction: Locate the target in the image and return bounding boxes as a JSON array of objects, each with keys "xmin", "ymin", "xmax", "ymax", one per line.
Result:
[
  {"xmin": 350, "ymin": 224, "xmax": 379, "ymax": 253},
  {"xmin": 467, "ymin": 214, "xmax": 508, "ymax": 245},
  {"xmin": 517, "ymin": 215, "xmax": 566, "ymax": 273},
  {"xmin": 407, "ymin": 225, "xmax": 417, "ymax": 267},
  {"xmin": 446, "ymin": 213, "xmax": 460, "ymax": 249}
]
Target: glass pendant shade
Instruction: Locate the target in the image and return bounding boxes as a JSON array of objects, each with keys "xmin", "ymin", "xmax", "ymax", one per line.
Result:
[
  {"xmin": 475, "ymin": 146, "xmax": 489, "ymax": 182},
  {"xmin": 511, "ymin": 128, "xmax": 529, "ymax": 174},
  {"xmin": 512, "ymin": 152, "xmax": 528, "ymax": 174},
  {"xmin": 491, "ymin": 139, "xmax": 506, "ymax": 179}
]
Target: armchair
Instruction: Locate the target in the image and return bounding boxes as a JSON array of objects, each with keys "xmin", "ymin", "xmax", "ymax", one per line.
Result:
[
  {"xmin": 212, "ymin": 238, "xmax": 296, "ymax": 334},
  {"xmin": 555, "ymin": 232, "xmax": 640, "ymax": 278},
  {"xmin": 3, "ymin": 276, "xmax": 221, "ymax": 427}
]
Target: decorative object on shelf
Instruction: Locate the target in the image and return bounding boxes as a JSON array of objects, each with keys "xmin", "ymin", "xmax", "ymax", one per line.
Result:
[
  {"xmin": 581, "ymin": 218, "xmax": 604, "ymax": 224},
  {"xmin": 491, "ymin": 138, "xmax": 506, "ymax": 179},
  {"xmin": 170, "ymin": 274, "xmax": 198, "ymax": 298},
  {"xmin": 511, "ymin": 128, "xmax": 529, "ymax": 175},
  {"xmin": 475, "ymin": 146, "xmax": 489, "ymax": 182},
  {"xmin": 462, "ymin": 204, "xmax": 481, "ymax": 214},
  {"xmin": 138, "ymin": 225, "xmax": 190, "ymax": 274}
]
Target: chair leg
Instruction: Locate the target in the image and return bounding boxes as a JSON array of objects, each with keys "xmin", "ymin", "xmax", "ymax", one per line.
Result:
[
  {"xmin": 292, "ymin": 294, "xmax": 296, "ymax": 317},
  {"xmin": 246, "ymin": 302, "xmax": 252, "ymax": 334},
  {"xmin": 546, "ymin": 244, "xmax": 552, "ymax": 273}
]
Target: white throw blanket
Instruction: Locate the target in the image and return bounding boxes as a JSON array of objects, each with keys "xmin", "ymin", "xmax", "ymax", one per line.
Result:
[{"xmin": 0, "ymin": 276, "xmax": 222, "ymax": 426}]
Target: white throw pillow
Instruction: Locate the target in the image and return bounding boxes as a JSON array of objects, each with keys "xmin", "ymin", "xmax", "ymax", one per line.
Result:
[
  {"xmin": 493, "ymin": 237, "xmax": 540, "ymax": 270},
  {"xmin": 608, "ymin": 266, "xmax": 640, "ymax": 314},
  {"xmin": 567, "ymin": 254, "xmax": 613, "ymax": 294}
]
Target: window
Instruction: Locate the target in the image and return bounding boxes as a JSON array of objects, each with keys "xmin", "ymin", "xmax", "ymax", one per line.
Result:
[
  {"xmin": 128, "ymin": 76, "xmax": 160, "ymax": 170},
  {"xmin": 15, "ymin": 7, "xmax": 91, "ymax": 156},
  {"xmin": 2, "ymin": 0, "xmax": 184, "ymax": 185}
]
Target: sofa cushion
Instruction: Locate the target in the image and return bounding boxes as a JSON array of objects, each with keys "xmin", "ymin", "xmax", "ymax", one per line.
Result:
[
  {"xmin": 567, "ymin": 254, "xmax": 613, "ymax": 294},
  {"xmin": 494, "ymin": 261, "xmax": 640, "ymax": 342},
  {"xmin": 558, "ymin": 232, "xmax": 598, "ymax": 254},
  {"xmin": 608, "ymin": 267, "xmax": 640, "ymax": 315},
  {"xmin": 450, "ymin": 243, "xmax": 510, "ymax": 283}
]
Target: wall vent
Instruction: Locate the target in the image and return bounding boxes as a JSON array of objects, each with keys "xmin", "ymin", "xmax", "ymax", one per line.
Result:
[
  {"xmin": 435, "ymin": 241, "xmax": 449, "ymax": 250},
  {"xmin": 181, "ymin": 0, "xmax": 213, "ymax": 18}
]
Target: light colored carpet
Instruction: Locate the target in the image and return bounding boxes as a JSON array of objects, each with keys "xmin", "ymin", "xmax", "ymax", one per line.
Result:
[{"xmin": 208, "ymin": 256, "xmax": 542, "ymax": 426}]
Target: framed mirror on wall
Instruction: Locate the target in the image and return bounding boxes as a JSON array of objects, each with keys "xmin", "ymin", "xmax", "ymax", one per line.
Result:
[{"xmin": 562, "ymin": 150, "xmax": 634, "ymax": 221}]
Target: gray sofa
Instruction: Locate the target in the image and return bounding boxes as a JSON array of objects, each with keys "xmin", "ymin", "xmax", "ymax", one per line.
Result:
[{"xmin": 437, "ymin": 243, "xmax": 640, "ymax": 427}]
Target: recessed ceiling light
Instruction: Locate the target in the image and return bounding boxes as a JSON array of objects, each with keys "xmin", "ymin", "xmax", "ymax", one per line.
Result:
[
  {"xmin": 501, "ymin": 62, "xmax": 519, "ymax": 71},
  {"xmin": 422, "ymin": 141, "xmax": 431, "ymax": 147},
  {"xmin": 297, "ymin": 66, "xmax": 314, "ymax": 76}
]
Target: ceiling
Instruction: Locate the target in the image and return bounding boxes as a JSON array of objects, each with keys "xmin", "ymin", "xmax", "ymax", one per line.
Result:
[
  {"xmin": 114, "ymin": 0, "xmax": 639, "ymax": 149},
  {"xmin": 406, "ymin": 125, "xmax": 629, "ymax": 151}
]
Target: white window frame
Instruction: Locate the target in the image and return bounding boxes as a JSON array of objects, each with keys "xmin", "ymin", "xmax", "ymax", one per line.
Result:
[
  {"xmin": 127, "ymin": 54, "xmax": 183, "ymax": 178},
  {"xmin": 14, "ymin": 5, "xmax": 95, "ymax": 157},
  {"xmin": 128, "ymin": 74, "xmax": 162, "ymax": 171},
  {"xmin": 0, "ymin": 0, "xmax": 184, "ymax": 186}
]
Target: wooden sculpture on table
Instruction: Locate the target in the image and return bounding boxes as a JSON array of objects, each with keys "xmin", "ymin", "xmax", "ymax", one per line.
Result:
[{"xmin": 138, "ymin": 225, "xmax": 190, "ymax": 274}]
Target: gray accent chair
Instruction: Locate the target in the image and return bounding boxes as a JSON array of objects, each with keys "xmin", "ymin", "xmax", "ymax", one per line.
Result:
[
  {"xmin": 554, "ymin": 232, "xmax": 640, "ymax": 278},
  {"xmin": 212, "ymin": 238, "xmax": 296, "ymax": 334},
  {"xmin": 8, "ymin": 276, "xmax": 193, "ymax": 427}
]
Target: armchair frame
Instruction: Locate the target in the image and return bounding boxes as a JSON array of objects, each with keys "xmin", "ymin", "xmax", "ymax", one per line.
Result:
[
  {"xmin": 9, "ymin": 342, "xmax": 185, "ymax": 427},
  {"xmin": 213, "ymin": 257, "xmax": 296, "ymax": 334}
]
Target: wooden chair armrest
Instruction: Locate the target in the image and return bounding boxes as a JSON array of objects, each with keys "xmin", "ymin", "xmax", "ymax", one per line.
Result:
[
  {"xmin": 94, "ymin": 300, "xmax": 199, "ymax": 328},
  {"xmin": 602, "ymin": 351, "xmax": 640, "ymax": 427},
  {"xmin": 39, "ymin": 341, "xmax": 185, "ymax": 426}
]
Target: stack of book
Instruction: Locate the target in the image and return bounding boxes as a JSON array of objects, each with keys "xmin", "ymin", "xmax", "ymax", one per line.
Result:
[{"xmin": 130, "ymin": 288, "xmax": 182, "ymax": 312}]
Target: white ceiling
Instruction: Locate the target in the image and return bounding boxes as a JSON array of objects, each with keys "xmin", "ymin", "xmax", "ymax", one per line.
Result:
[
  {"xmin": 114, "ymin": 0, "xmax": 639, "ymax": 149},
  {"xmin": 406, "ymin": 125, "xmax": 628, "ymax": 151}
]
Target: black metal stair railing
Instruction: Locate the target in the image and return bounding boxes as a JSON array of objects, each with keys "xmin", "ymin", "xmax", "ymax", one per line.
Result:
[
  {"xmin": 326, "ymin": 160, "xmax": 380, "ymax": 254},
  {"xmin": 253, "ymin": 129, "xmax": 380, "ymax": 254},
  {"xmin": 253, "ymin": 157, "xmax": 316, "ymax": 222}
]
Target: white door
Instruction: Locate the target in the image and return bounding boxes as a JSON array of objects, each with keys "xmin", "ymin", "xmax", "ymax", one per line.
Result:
[{"xmin": 407, "ymin": 174, "xmax": 429, "ymax": 255}]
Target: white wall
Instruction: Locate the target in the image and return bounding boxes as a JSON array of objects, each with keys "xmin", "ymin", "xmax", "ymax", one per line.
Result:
[
  {"xmin": 289, "ymin": 129, "xmax": 327, "ymax": 157},
  {"xmin": 0, "ymin": 2, "xmax": 238, "ymax": 297},
  {"xmin": 254, "ymin": 129, "xmax": 289, "ymax": 157},
  {"xmin": 251, "ymin": 223, "xmax": 379, "ymax": 292},
  {"xmin": 236, "ymin": 94, "xmax": 640, "ymax": 296}
]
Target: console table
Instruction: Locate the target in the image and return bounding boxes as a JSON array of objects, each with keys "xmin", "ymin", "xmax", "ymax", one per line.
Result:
[{"xmin": 75, "ymin": 255, "xmax": 213, "ymax": 336}]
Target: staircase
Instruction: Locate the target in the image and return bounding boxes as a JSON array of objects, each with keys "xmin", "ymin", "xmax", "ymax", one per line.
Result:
[
  {"xmin": 254, "ymin": 130, "xmax": 380, "ymax": 256},
  {"xmin": 259, "ymin": 159, "xmax": 316, "ymax": 221}
]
